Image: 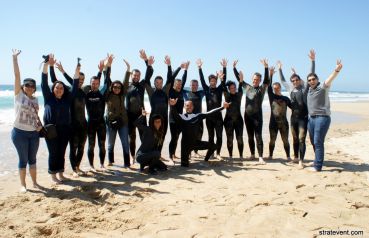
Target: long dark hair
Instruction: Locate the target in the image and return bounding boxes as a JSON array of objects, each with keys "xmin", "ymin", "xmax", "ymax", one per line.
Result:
[
  {"xmin": 149, "ymin": 114, "xmax": 165, "ymax": 147},
  {"xmin": 51, "ymin": 80, "xmax": 70, "ymax": 99}
]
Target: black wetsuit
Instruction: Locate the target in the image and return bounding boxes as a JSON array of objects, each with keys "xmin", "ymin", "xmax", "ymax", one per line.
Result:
[
  {"xmin": 183, "ymin": 89, "xmax": 205, "ymax": 145},
  {"xmin": 85, "ymin": 72, "xmax": 109, "ymax": 167},
  {"xmin": 171, "ymin": 106, "xmax": 224, "ymax": 167},
  {"xmin": 126, "ymin": 64, "xmax": 153, "ymax": 158},
  {"xmin": 268, "ymin": 74, "xmax": 291, "ymax": 158},
  {"xmin": 279, "ymin": 61, "xmax": 315, "ymax": 161},
  {"xmin": 224, "ymin": 83, "xmax": 244, "ymax": 158},
  {"xmin": 168, "ymin": 67, "xmax": 186, "ymax": 158},
  {"xmin": 134, "ymin": 115, "xmax": 167, "ymax": 173},
  {"xmin": 145, "ymin": 65, "xmax": 175, "ymax": 152},
  {"xmin": 199, "ymin": 67, "xmax": 226, "ymax": 155},
  {"xmin": 234, "ymin": 67, "xmax": 270, "ymax": 158}
]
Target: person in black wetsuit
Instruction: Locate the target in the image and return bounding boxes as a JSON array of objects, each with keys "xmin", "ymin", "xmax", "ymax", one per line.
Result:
[
  {"xmin": 223, "ymin": 78, "xmax": 244, "ymax": 160},
  {"xmin": 169, "ymin": 99, "xmax": 230, "ymax": 167},
  {"xmin": 144, "ymin": 55, "xmax": 177, "ymax": 153},
  {"xmin": 267, "ymin": 66, "xmax": 291, "ymax": 162},
  {"xmin": 126, "ymin": 50, "xmax": 153, "ymax": 163},
  {"xmin": 134, "ymin": 110, "xmax": 168, "ymax": 175},
  {"xmin": 277, "ymin": 49, "xmax": 315, "ymax": 168},
  {"xmin": 41, "ymin": 54, "xmax": 79, "ymax": 184},
  {"xmin": 51, "ymin": 58, "xmax": 103, "ymax": 177},
  {"xmin": 196, "ymin": 58, "xmax": 227, "ymax": 160},
  {"xmin": 233, "ymin": 59, "xmax": 270, "ymax": 164},
  {"xmin": 183, "ymin": 79, "xmax": 205, "ymax": 157},
  {"xmin": 168, "ymin": 60, "xmax": 189, "ymax": 162}
]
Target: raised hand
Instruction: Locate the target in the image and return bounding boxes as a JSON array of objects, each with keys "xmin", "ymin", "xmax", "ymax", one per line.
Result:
[
  {"xmin": 260, "ymin": 58, "xmax": 268, "ymax": 68},
  {"xmin": 223, "ymin": 102, "xmax": 231, "ymax": 109},
  {"xmin": 269, "ymin": 66, "xmax": 276, "ymax": 76},
  {"xmin": 55, "ymin": 62, "xmax": 65, "ymax": 73},
  {"xmin": 106, "ymin": 54, "xmax": 114, "ymax": 67},
  {"xmin": 139, "ymin": 49, "xmax": 148, "ymax": 61},
  {"xmin": 141, "ymin": 108, "xmax": 149, "ymax": 116},
  {"xmin": 169, "ymin": 98, "xmax": 178, "ymax": 106},
  {"xmin": 12, "ymin": 49, "xmax": 21, "ymax": 58},
  {"xmin": 196, "ymin": 59, "xmax": 203, "ymax": 68},
  {"xmin": 217, "ymin": 70, "xmax": 225, "ymax": 81},
  {"xmin": 148, "ymin": 56, "xmax": 155, "ymax": 66},
  {"xmin": 233, "ymin": 60, "xmax": 238, "ymax": 68},
  {"xmin": 184, "ymin": 61, "xmax": 190, "ymax": 70},
  {"xmin": 164, "ymin": 55, "xmax": 171, "ymax": 66},
  {"xmin": 335, "ymin": 59, "xmax": 343, "ymax": 72},
  {"xmin": 239, "ymin": 70, "xmax": 244, "ymax": 83},
  {"xmin": 308, "ymin": 49, "xmax": 316, "ymax": 61},
  {"xmin": 123, "ymin": 59, "xmax": 131, "ymax": 72},
  {"xmin": 276, "ymin": 60, "xmax": 282, "ymax": 70},
  {"xmin": 291, "ymin": 67, "xmax": 296, "ymax": 74},
  {"xmin": 180, "ymin": 61, "xmax": 187, "ymax": 69},
  {"xmin": 49, "ymin": 54, "xmax": 57, "ymax": 66},
  {"xmin": 220, "ymin": 58, "xmax": 228, "ymax": 67},
  {"xmin": 98, "ymin": 60, "xmax": 104, "ymax": 72}
]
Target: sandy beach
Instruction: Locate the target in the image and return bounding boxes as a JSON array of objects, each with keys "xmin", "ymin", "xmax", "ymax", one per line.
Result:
[{"xmin": 1, "ymin": 101, "xmax": 369, "ymax": 238}]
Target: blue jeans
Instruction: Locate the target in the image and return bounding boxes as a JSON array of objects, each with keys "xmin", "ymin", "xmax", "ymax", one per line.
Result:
[
  {"xmin": 11, "ymin": 128, "xmax": 39, "ymax": 169},
  {"xmin": 308, "ymin": 116, "xmax": 331, "ymax": 171},
  {"xmin": 107, "ymin": 125, "xmax": 130, "ymax": 166}
]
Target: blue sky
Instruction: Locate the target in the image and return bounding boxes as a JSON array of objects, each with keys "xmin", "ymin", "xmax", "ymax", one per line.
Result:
[{"xmin": 1, "ymin": 0, "xmax": 368, "ymax": 92}]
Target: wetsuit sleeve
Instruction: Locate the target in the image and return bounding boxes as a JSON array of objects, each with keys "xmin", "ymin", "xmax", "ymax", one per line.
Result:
[
  {"xmin": 286, "ymin": 97, "xmax": 292, "ymax": 109},
  {"xmin": 170, "ymin": 105, "xmax": 182, "ymax": 122},
  {"xmin": 267, "ymin": 73, "xmax": 274, "ymax": 105},
  {"xmin": 122, "ymin": 71, "xmax": 130, "ymax": 95},
  {"xmin": 261, "ymin": 67, "xmax": 270, "ymax": 93},
  {"xmin": 234, "ymin": 67, "xmax": 248, "ymax": 89},
  {"xmin": 172, "ymin": 67, "xmax": 181, "ymax": 79},
  {"xmin": 199, "ymin": 68, "xmax": 209, "ymax": 91},
  {"xmin": 134, "ymin": 115, "xmax": 148, "ymax": 131},
  {"xmin": 50, "ymin": 66, "xmax": 57, "ymax": 83},
  {"xmin": 181, "ymin": 70, "xmax": 187, "ymax": 91},
  {"xmin": 62, "ymin": 72, "xmax": 74, "ymax": 85},
  {"xmin": 101, "ymin": 67, "xmax": 111, "ymax": 96},
  {"xmin": 218, "ymin": 67, "xmax": 227, "ymax": 91},
  {"xmin": 203, "ymin": 106, "xmax": 224, "ymax": 118},
  {"xmin": 70, "ymin": 76, "xmax": 79, "ymax": 98},
  {"xmin": 41, "ymin": 72, "xmax": 52, "ymax": 101},
  {"xmin": 311, "ymin": 60, "xmax": 315, "ymax": 74},
  {"xmin": 97, "ymin": 71, "xmax": 102, "ymax": 80},
  {"xmin": 143, "ymin": 63, "xmax": 154, "ymax": 88},
  {"xmin": 238, "ymin": 83, "xmax": 243, "ymax": 100},
  {"xmin": 166, "ymin": 65, "xmax": 175, "ymax": 95},
  {"xmin": 279, "ymin": 68, "xmax": 292, "ymax": 93}
]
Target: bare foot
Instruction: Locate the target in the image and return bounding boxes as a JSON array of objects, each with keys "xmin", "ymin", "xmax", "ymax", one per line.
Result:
[
  {"xmin": 298, "ymin": 160, "xmax": 304, "ymax": 169},
  {"xmin": 72, "ymin": 172, "xmax": 79, "ymax": 178},
  {"xmin": 58, "ymin": 173, "xmax": 69, "ymax": 182},
  {"xmin": 258, "ymin": 157, "xmax": 266, "ymax": 165},
  {"xmin": 51, "ymin": 176, "xmax": 62, "ymax": 184},
  {"xmin": 89, "ymin": 167, "xmax": 97, "ymax": 173}
]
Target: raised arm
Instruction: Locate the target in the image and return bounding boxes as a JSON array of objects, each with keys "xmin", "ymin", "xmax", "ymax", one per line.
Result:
[
  {"xmin": 70, "ymin": 64, "xmax": 80, "ymax": 97},
  {"xmin": 268, "ymin": 66, "xmax": 275, "ymax": 104},
  {"xmin": 219, "ymin": 58, "xmax": 228, "ymax": 90},
  {"xmin": 41, "ymin": 59, "xmax": 52, "ymax": 101},
  {"xmin": 134, "ymin": 109, "xmax": 149, "ymax": 131},
  {"xmin": 324, "ymin": 60, "xmax": 343, "ymax": 87},
  {"xmin": 197, "ymin": 59, "xmax": 209, "ymax": 91},
  {"xmin": 181, "ymin": 61, "xmax": 189, "ymax": 91},
  {"xmin": 49, "ymin": 54, "xmax": 58, "ymax": 83},
  {"xmin": 143, "ymin": 55, "xmax": 154, "ymax": 87},
  {"xmin": 261, "ymin": 59, "xmax": 270, "ymax": 87},
  {"xmin": 308, "ymin": 49, "xmax": 316, "ymax": 74},
  {"xmin": 277, "ymin": 60, "xmax": 291, "ymax": 93},
  {"xmin": 12, "ymin": 49, "xmax": 22, "ymax": 95},
  {"xmin": 123, "ymin": 59, "xmax": 131, "ymax": 95},
  {"xmin": 101, "ymin": 54, "xmax": 114, "ymax": 96},
  {"xmin": 55, "ymin": 61, "xmax": 74, "ymax": 85}
]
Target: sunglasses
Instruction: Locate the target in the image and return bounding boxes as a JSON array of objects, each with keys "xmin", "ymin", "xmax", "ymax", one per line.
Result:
[
  {"xmin": 24, "ymin": 83, "xmax": 36, "ymax": 89},
  {"xmin": 308, "ymin": 77, "xmax": 317, "ymax": 82},
  {"xmin": 113, "ymin": 86, "xmax": 121, "ymax": 89}
]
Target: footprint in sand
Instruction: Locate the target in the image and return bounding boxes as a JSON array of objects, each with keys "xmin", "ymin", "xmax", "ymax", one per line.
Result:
[{"xmin": 296, "ymin": 184, "xmax": 306, "ymax": 189}]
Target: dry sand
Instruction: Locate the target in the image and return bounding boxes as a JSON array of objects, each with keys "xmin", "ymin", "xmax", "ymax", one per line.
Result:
[{"xmin": 1, "ymin": 102, "xmax": 369, "ymax": 238}]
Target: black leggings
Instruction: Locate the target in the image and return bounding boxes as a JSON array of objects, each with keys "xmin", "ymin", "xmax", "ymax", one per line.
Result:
[
  {"xmin": 128, "ymin": 113, "xmax": 144, "ymax": 157},
  {"xmin": 136, "ymin": 150, "xmax": 167, "ymax": 173},
  {"xmin": 224, "ymin": 115, "xmax": 244, "ymax": 157},
  {"xmin": 290, "ymin": 117, "xmax": 308, "ymax": 161},
  {"xmin": 269, "ymin": 119, "xmax": 290, "ymax": 158},
  {"xmin": 205, "ymin": 115, "xmax": 223, "ymax": 155},
  {"xmin": 69, "ymin": 123, "xmax": 87, "ymax": 171},
  {"xmin": 181, "ymin": 140, "xmax": 216, "ymax": 167},
  {"xmin": 87, "ymin": 121, "xmax": 106, "ymax": 167},
  {"xmin": 244, "ymin": 114, "xmax": 263, "ymax": 157},
  {"xmin": 46, "ymin": 125, "xmax": 70, "ymax": 174},
  {"xmin": 169, "ymin": 121, "xmax": 181, "ymax": 158}
]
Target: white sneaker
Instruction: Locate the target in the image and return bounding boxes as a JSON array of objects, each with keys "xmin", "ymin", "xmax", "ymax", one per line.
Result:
[
  {"xmin": 20, "ymin": 186, "xmax": 27, "ymax": 193},
  {"xmin": 308, "ymin": 167, "xmax": 319, "ymax": 172},
  {"xmin": 216, "ymin": 154, "xmax": 222, "ymax": 160}
]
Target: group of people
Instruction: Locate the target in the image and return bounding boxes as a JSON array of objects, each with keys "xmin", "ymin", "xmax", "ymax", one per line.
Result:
[{"xmin": 11, "ymin": 49, "xmax": 343, "ymax": 192}]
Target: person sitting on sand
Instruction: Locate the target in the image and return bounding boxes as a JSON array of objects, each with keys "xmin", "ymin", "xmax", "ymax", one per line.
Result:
[
  {"xmin": 134, "ymin": 109, "xmax": 168, "ymax": 175},
  {"xmin": 11, "ymin": 49, "xmax": 42, "ymax": 193},
  {"xmin": 307, "ymin": 58, "xmax": 343, "ymax": 172},
  {"xmin": 169, "ymin": 99, "xmax": 230, "ymax": 167}
]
